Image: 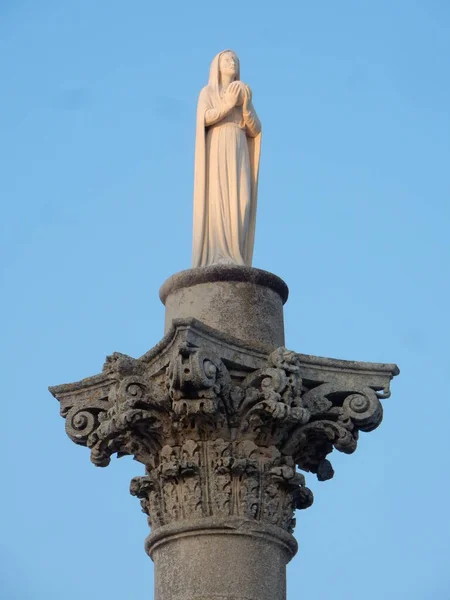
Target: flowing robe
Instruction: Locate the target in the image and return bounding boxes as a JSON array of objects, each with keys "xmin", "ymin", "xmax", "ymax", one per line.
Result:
[{"xmin": 192, "ymin": 83, "xmax": 262, "ymax": 268}]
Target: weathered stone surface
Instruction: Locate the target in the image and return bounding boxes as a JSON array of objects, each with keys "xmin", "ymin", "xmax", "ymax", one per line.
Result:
[
  {"xmin": 50, "ymin": 318, "xmax": 398, "ymax": 536},
  {"xmin": 161, "ymin": 266, "xmax": 288, "ymax": 347},
  {"xmin": 149, "ymin": 518, "xmax": 294, "ymax": 600}
]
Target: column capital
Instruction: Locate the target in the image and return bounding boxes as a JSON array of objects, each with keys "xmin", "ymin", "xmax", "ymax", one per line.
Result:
[{"xmin": 50, "ymin": 318, "xmax": 398, "ymax": 540}]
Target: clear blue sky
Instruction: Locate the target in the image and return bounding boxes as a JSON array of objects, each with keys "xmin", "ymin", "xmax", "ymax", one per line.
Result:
[{"xmin": 2, "ymin": 1, "xmax": 450, "ymax": 598}]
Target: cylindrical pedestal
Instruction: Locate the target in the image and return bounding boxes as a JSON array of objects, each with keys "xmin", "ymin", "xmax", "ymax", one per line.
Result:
[
  {"xmin": 146, "ymin": 518, "xmax": 297, "ymax": 600},
  {"xmin": 160, "ymin": 265, "xmax": 289, "ymax": 348}
]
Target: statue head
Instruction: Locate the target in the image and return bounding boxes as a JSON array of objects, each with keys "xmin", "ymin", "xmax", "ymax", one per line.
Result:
[{"xmin": 208, "ymin": 50, "xmax": 240, "ymax": 88}]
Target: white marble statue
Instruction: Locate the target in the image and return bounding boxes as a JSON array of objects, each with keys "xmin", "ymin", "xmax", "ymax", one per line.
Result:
[{"xmin": 192, "ymin": 50, "xmax": 262, "ymax": 268}]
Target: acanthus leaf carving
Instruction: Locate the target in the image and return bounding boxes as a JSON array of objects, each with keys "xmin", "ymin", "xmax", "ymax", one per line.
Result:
[{"xmin": 50, "ymin": 323, "xmax": 397, "ymax": 537}]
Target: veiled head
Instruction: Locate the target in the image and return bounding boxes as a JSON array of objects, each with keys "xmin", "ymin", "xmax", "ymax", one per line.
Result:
[{"xmin": 208, "ymin": 50, "xmax": 240, "ymax": 87}]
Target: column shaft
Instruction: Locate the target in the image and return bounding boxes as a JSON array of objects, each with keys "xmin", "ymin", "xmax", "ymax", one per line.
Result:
[{"xmin": 148, "ymin": 519, "xmax": 295, "ymax": 600}]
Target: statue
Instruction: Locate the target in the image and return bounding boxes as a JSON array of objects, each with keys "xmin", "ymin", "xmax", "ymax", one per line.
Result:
[{"xmin": 192, "ymin": 50, "xmax": 262, "ymax": 268}]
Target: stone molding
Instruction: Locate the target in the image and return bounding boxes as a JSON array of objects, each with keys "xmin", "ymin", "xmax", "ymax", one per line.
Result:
[
  {"xmin": 145, "ymin": 516, "xmax": 298, "ymax": 559},
  {"xmin": 159, "ymin": 265, "xmax": 289, "ymax": 305},
  {"xmin": 50, "ymin": 318, "xmax": 398, "ymax": 539}
]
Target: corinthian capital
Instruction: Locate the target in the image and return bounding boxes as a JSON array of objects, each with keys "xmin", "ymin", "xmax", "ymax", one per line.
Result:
[{"xmin": 50, "ymin": 318, "xmax": 398, "ymax": 542}]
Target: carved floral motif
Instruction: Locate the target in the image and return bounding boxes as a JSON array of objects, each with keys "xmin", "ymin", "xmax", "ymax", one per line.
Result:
[{"xmin": 50, "ymin": 322, "xmax": 398, "ymax": 535}]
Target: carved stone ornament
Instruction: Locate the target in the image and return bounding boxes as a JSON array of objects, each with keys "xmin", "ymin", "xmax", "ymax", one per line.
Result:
[{"xmin": 50, "ymin": 318, "xmax": 398, "ymax": 541}]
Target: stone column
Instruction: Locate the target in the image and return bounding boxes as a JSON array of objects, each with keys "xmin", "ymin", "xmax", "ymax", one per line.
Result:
[
  {"xmin": 148, "ymin": 519, "xmax": 294, "ymax": 600},
  {"xmin": 50, "ymin": 266, "xmax": 398, "ymax": 600}
]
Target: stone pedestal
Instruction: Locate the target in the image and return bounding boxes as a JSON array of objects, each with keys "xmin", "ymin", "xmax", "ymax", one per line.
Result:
[
  {"xmin": 49, "ymin": 266, "xmax": 399, "ymax": 599},
  {"xmin": 160, "ymin": 265, "xmax": 288, "ymax": 347}
]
